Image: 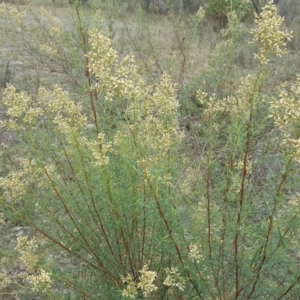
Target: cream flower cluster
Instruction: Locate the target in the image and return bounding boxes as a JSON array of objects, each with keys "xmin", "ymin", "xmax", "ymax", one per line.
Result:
[
  {"xmin": 16, "ymin": 236, "xmax": 39, "ymax": 272},
  {"xmin": 40, "ymin": 8, "xmax": 63, "ymax": 38},
  {"xmin": 26, "ymin": 269, "xmax": 52, "ymax": 293},
  {"xmin": 1, "ymin": 4, "xmax": 62, "ymax": 58},
  {"xmin": 89, "ymin": 29, "xmax": 182, "ymax": 176},
  {"xmin": 0, "ymin": 159, "xmax": 45, "ymax": 202},
  {"xmin": 269, "ymin": 76, "xmax": 300, "ymax": 162},
  {"xmin": 1, "ymin": 84, "xmax": 87, "ymax": 149},
  {"xmin": 251, "ymin": 0, "xmax": 292, "ymax": 64},
  {"xmin": 89, "ymin": 29, "xmax": 148, "ymax": 102},
  {"xmin": 137, "ymin": 265, "xmax": 158, "ymax": 296},
  {"xmin": 195, "ymin": 6, "xmax": 205, "ymax": 23},
  {"xmin": 16, "ymin": 236, "xmax": 52, "ymax": 292},
  {"xmin": 121, "ymin": 265, "xmax": 187, "ymax": 298},
  {"xmin": 86, "ymin": 133, "xmax": 112, "ymax": 167},
  {"xmin": 121, "ymin": 274, "xmax": 137, "ymax": 299},
  {"xmin": 1, "ymin": 238, "xmax": 51, "ymax": 293},
  {"xmin": 0, "ymin": 272, "xmax": 12, "ymax": 290},
  {"xmin": 121, "ymin": 265, "xmax": 157, "ymax": 299},
  {"xmin": 163, "ymin": 267, "xmax": 185, "ymax": 291},
  {"xmin": 188, "ymin": 243, "xmax": 204, "ymax": 264},
  {"xmin": 0, "ymin": 3, "xmax": 26, "ymax": 27}
]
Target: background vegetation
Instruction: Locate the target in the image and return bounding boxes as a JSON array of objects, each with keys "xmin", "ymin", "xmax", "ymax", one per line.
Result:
[{"xmin": 1, "ymin": 0, "xmax": 300, "ymax": 299}]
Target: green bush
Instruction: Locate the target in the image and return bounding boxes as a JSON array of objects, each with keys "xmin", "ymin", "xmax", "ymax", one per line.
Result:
[{"xmin": 204, "ymin": 0, "xmax": 251, "ymax": 26}]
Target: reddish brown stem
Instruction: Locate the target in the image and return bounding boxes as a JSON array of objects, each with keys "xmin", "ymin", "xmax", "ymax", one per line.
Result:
[{"xmin": 75, "ymin": 6, "xmax": 99, "ymax": 133}]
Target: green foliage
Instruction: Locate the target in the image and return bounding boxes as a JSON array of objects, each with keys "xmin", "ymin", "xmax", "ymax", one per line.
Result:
[
  {"xmin": 204, "ymin": 0, "xmax": 251, "ymax": 25},
  {"xmin": 182, "ymin": 0, "xmax": 204, "ymax": 13}
]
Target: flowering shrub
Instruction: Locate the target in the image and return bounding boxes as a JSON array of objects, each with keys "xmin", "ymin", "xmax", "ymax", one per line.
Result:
[{"xmin": 1, "ymin": 1, "xmax": 300, "ymax": 299}]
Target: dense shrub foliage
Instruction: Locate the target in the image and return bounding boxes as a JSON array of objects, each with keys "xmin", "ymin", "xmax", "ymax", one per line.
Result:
[{"xmin": 204, "ymin": 0, "xmax": 251, "ymax": 25}]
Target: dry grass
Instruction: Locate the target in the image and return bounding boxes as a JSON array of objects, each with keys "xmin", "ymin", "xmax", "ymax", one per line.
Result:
[{"xmin": 1, "ymin": 0, "xmax": 298, "ymax": 94}]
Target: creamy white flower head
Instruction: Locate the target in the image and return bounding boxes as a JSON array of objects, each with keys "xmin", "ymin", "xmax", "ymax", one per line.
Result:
[
  {"xmin": 251, "ymin": 0, "xmax": 292, "ymax": 64},
  {"xmin": 27, "ymin": 269, "xmax": 52, "ymax": 292},
  {"xmin": 121, "ymin": 274, "xmax": 138, "ymax": 299},
  {"xmin": 163, "ymin": 267, "xmax": 185, "ymax": 291},
  {"xmin": 188, "ymin": 243, "xmax": 204, "ymax": 264},
  {"xmin": 137, "ymin": 265, "xmax": 158, "ymax": 297},
  {"xmin": 270, "ymin": 75, "xmax": 300, "ymax": 162}
]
